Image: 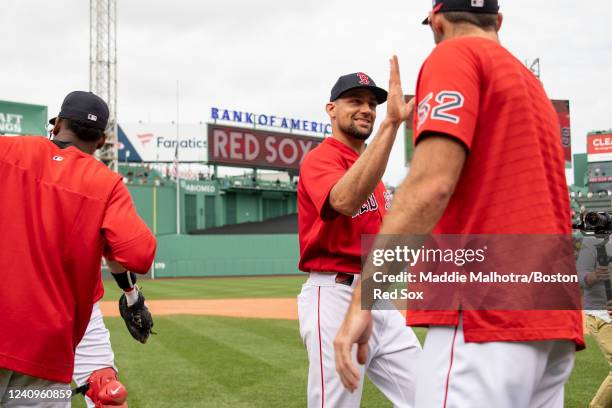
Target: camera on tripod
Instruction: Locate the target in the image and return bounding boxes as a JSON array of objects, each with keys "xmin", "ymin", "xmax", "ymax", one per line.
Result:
[
  {"xmin": 574, "ymin": 211, "xmax": 612, "ymax": 300},
  {"xmin": 574, "ymin": 211, "xmax": 612, "ymax": 236}
]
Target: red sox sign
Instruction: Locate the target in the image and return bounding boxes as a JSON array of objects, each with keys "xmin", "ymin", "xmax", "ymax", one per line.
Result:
[{"xmin": 207, "ymin": 124, "xmax": 322, "ymax": 171}]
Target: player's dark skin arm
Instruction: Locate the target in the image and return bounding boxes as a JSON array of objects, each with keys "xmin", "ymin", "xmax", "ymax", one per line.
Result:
[
  {"xmin": 334, "ymin": 135, "xmax": 467, "ymax": 392},
  {"xmin": 106, "ymin": 259, "xmax": 130, "ymax": 275},
  {"xmin": 329, "ymin": 57, "xmax": 414, "ymax": 217}
]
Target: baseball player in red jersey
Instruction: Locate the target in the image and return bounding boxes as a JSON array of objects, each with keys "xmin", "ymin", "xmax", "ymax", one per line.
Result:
[
  {"xmin": 44, "ymin": 95, "xmax": 148, "ymax": 408},
  {"xmin": 0, "ymin": 91, "xmax": 156, "ymax": 408},
  {"xmin": 297, "ymin": 64, "xmax": 421, "ymax": 407},
  {"xmin": 335, "ymin": 1, "xmax": 584, "ymax": 407}
]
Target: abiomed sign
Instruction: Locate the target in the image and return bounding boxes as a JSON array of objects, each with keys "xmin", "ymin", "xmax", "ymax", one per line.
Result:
[
  {"xmin": 181, "ymin": 180, "xmax": 216, "ymax": 195},
  {"xmin": 0, "ymin": 100, "xmax": 47, "ymax": 136}
]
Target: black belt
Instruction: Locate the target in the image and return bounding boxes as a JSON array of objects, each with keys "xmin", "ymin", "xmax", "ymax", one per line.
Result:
[{"xmin": 335, "ymin": 273, "xmax": 355, "ymax": 286}]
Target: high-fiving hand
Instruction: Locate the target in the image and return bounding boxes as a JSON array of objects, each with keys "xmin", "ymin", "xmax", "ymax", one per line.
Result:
[{"xmin": 386, "ymin": 55, "xmax": 415, "ymax": 125}]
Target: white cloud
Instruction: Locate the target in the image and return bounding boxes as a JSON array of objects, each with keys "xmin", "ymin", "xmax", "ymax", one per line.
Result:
[{"xmin": 1, "ymin": 0, "xmax": 610, "ymax": 185}]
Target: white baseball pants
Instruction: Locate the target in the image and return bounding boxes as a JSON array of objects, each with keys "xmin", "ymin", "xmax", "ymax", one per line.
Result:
[
  {"xmin": 415, "ymin": 321, "xmax": 576, "ymax": 408},
  {"xmin": 298, "ymin": 272, "xmax": 421, "ymax": 408},
  {"xmin": 73, "ymin": 301, "xmax": 117, "ymax": 408}
]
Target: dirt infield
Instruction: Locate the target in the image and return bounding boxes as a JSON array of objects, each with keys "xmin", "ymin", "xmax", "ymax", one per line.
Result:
[
  {"xmin": 100, "ymin": 298, "xmax": 298, "ymax": 320},
  {"xmin": 100, "ymin": 300, "xmax": 590, "ymax": 333}
]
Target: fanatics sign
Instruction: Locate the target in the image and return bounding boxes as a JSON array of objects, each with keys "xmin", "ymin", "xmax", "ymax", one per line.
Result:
[{"xmin": 207, "ymin": 124, "xmax": 322, "ymax": 171}]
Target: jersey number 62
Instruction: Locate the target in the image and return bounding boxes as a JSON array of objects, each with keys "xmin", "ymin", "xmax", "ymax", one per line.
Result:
[{"xmin": 417, "ymin": 91, "xmax": 464, "ymax": 128}]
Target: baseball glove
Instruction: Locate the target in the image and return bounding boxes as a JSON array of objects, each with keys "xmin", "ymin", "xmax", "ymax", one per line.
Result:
[{"xmin": 119, "ymin": 289, "xmax": 154, "ymax": 343}]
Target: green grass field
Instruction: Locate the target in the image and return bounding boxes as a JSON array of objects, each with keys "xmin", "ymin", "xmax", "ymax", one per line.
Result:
[
  {"xmin": 101, "ymin": 276, "xmax": 307, "ymax": 301},
  {"xmin": 70, "ymin": 277, "xmax": 608, "ymax": 407}
]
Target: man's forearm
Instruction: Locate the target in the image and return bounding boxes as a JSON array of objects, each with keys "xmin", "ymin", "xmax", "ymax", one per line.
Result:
[
  {"xmin": 358, "ymin": 174, "xmax": 452, "ymax": 302},
  {"xmin": 581, "ymin": 271, "xmax": 595, "ymax": 288},
  {"xmin": 379, "ymin": 136, "xmax": 466, "ymax": 235},
  {"xmin": 330, "ymin": 119, "xmax": 400, "ymax": 216},
  {"xmin": 379, "ymin": 174, "xmax": 452, "ymax": 236},
  {"xmin": 358, "ymin": 136, "xmax": 466, "ymax": 305},
  {"xmin": 106, "ymin": 258, "xmax": 128, "ymax": 274}
]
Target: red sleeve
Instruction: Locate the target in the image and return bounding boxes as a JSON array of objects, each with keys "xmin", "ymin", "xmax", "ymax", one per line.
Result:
[
  {"xmin": 414, "ymin": 40, "xmax": 481, "ymax": 150},
  {"xmin": 300, "ymin": 147, "xmax": 347, "ymax": 220},
  {"xmin": 102, "ymin": 180, "xmax": 156, "ymax": 274},
  {"xmin": 0, "ymin": 136, "xmax": 12, "ymax": 161}
]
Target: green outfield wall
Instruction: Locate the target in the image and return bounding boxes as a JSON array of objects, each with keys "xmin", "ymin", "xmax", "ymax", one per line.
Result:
[
  {"xmin": 128, "ymin": 184, "xmax": 178, "ymax": 235},
  {"xmin": 124, "ymin": 178, "xmax": 297, "ymax": 236},
  {"xmin": 115, "ymin": 170, "xmax": 300, "ymax": 278},
  {"xmin": 152, "ymin": 234, "xmax": 301, "ymax": 278}
]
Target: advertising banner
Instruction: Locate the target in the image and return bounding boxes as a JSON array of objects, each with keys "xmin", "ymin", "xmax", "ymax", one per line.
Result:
[
  {"xmin": 0, "ymin": 100, "xmax": 47, "ymax": 136},
  {"xmin": 551, "ymin": 100, "xmax": 571, "ymax": 168},
  {"xmin": 587, "ymin": 133, "xmax": 612, "ymax": 163},
  {"xmin": 207, "ymin": 124, "xmax": 322, "ymax": 171},
  {"xmin": 118, "ymin": 123, "xmax": 207, "ymax": 162}
]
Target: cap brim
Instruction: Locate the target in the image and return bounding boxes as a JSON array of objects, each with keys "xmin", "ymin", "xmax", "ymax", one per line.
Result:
[
  {"xmin": 334, "ymin": 86, "xmax": 388, "ymax": 104},
  {"xmin": 49, "ymin": 117, "xmax": 57, "ymax": 126},
  {"xmin": 371, "ymin": 87, "xmax": 388, "ymax": 104},
  {"xmin": 422, "ymin": 3, "xmax": 443, "ymax": 25}
]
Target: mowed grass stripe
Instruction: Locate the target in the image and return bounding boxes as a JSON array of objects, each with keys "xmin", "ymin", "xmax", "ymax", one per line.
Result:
[
  {"xmin": 102, "ymin": 276, "xmax": 305, "ymax": 301},
  {"xmin": 152, "ymin": 318, "xmax": 277, "ymax": 407},
  {"xmin": 181, "ymin": 316, "xmax": 306, "ymax": 374},
  {"xmin": 132, "ymin": 316, "xmax": 307, "ymax": 408},
  {"xmin": 123, "ymin": 318, "xmax": 247, "ymax": 408}
]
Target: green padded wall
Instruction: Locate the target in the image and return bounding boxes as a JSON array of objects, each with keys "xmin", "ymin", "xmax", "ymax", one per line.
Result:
[{"xmin": 152, "ymin": 234, "xmax": 300, "ymax": 278}]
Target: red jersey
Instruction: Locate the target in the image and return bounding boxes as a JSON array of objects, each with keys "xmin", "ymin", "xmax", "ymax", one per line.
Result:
[
  {"xmin": 298, "ymin": 137, "xmax": 389, "ymax": 273},
  {"xmin": 407, "ymin": 37, "xmax": 584, "ymax": 347},
  {"xmin": 0, "ymin": 136, "xmax": 156, "ymax": 383}
]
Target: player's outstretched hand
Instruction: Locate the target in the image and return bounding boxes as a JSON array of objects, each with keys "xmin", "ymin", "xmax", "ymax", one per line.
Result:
[
  {"xmin": 386, "ymin": 55, "xmax": 415, "ymax": 125},
  {"xmin": 333, "ymin": 303, "xmax": 373, "ymax": 392}
]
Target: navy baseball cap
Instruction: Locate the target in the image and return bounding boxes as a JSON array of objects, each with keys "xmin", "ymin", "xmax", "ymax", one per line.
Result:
[
  {"xmin": 422, "ymin": 0, "xmax": 500, "ymax": 25},
  {"xmin": 49, "ymin": 91, "xmax": 110, "ymax": 130},
  {"xmin": 330, "ymin": 73, "xmax": 388, "ymax": 105}
]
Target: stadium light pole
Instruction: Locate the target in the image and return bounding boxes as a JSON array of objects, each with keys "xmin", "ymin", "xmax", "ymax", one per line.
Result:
[
  {"xmin": 175, "ymin": 80, "xmax": 181, "ymax": 235},
  {"xmin": 90, "ymin": 0, "xmax": 118, "ymax": 171}
]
